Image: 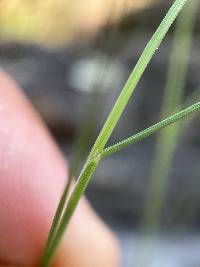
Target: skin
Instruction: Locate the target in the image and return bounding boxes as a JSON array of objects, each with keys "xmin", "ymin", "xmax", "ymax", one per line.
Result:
[{"xmin": 0, "ymin": 71, "xmax": 120, "ymax": 267}]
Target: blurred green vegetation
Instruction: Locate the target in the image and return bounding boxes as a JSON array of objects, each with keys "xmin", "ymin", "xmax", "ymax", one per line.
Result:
[{"xmin": 0, "ymin": 0, "xmax": 72, "ymax": 46}]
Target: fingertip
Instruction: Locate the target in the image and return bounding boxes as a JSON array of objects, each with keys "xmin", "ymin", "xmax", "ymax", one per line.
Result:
[
  {"xmin": 0, "ymin": 71, "xmax": 120, "ymax": 267},
  {"xmin": 0, "ymin": 70, "xmax": 68, "ymax": 266}
]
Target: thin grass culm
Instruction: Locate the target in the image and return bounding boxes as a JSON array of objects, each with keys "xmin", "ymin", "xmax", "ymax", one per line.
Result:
[
  {"xmin": 143, "ymin": 0, "xmax": 199, "ymax": 231},
  {"xmin": 101, "ymin": 102, "xmax": 200, "ymax": 158},
  {"xmin": 40, "ymin": 0, "xmax": 193, "ymax": 266}
]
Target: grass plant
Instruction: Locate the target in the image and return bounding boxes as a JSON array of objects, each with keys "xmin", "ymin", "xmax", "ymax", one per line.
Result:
[
  {"xmin": 142, "ymin": 0, "xmax": 199, "ymax": 231},
  {"xmin": 41, "ymin": 0, "xmax": 128, "ymax": 258},
  {"xmin": 40, "ymin": 0, "xmax": 200, "ymax": 266}
]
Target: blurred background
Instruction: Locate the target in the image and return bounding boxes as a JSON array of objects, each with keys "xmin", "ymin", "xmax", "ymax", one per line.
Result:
[{"xmin": 0, "ymin": 0, "xmax": 200, "ymax": 266}]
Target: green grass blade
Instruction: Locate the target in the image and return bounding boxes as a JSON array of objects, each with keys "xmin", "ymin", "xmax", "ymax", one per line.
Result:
[
  {"xmin": 41, "ymin": 179, "xmax": 71, "ymax": 256},
  {"xmin": 89, "ymin": 0, "xmax": 189, "ymax": 157},
  {"xmin": 40, "ymin": 1, "xmax": 127, "ymax": 259},
  {"xmin": 40, "ymin": 0, "xmax": 189, "ymax": 266},
  {"xmin": 40, "ymin": 0, "xmax": 129, "ymax": 258},
  {"xmin": 40, "ymin": 159, "xmax": 99, "ymax": 267},
  {"xmin": 143, "ymin": 0, "xmax": 199, "ymax": 230},
  {"xmin": 101, "ymin": 102, "xmax": 200, "ymax": 158},
  {"xmin": 161, "ymin": 1, "xmax": 198, "ymax": 117}
]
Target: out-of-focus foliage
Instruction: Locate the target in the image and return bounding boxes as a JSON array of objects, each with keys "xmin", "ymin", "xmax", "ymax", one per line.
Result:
[
  {"xmin": 0, "ymin": 0, "xmax": 71, "ymax": 46},
  {"xmin": 0, "ymin": 0, "xmax": 154, "ymax": 47}
]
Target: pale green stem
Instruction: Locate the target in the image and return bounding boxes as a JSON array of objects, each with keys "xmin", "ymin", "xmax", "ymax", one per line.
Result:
[
  {"xmin": 101, "ymin": 102, "xmax": 200, "ymax": 158},
  {"xmin": 40, "ymin": 159, "xmax": 99, "ymax": 267},
  {"xmin": 41, "ymin": 100, "xmax": 200, "ymax": 267},
  {"xmin": 41, "ymin": 178, "xmax": 71, "ymax": 256},
  {"xmin": 143, "ymin": 0, "xmax": 199, "ymax": 230},
  {"xmin": 41, "ymin": 1, "xmax": 127, "ymax": 257},
  {"xmin": 89, "ymin": 0, "xmax": 189, "ymax": 157},
  {"xmin": 40, "ymin": 0, "xmax": 189, "ymax": 266},
  {"xmin": 41, "ymin": 1, "xmax": 130, "ymax": 257}
]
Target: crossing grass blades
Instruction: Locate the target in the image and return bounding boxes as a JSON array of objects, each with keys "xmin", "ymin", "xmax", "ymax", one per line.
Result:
[{"xmin": 40, "ymin": 0, "xmax": 200, "ymax": 266}]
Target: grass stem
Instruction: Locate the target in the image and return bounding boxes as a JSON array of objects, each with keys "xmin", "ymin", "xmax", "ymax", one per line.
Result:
[
  {"xmin": 143, "ymin": 0, "xmax": 199, "ymax": 230},
  {"xmin": 101, "ymin": 102, "xmax": 200, "ymax": 158},
  {"xmin": 40, "ymin": 0, "xmax": 190, "ymax": 266}
]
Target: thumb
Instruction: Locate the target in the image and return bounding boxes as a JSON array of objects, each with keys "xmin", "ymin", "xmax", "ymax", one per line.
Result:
[{"xmin": 0, "ymin": 71, "xmax": 119, "ymax": 267}]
